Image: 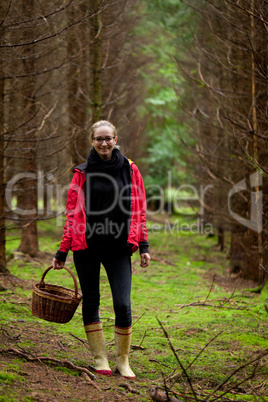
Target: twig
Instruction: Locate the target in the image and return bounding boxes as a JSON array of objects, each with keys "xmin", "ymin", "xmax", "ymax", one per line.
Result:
[
  {"xmin": 163, "ymin": 370, "xmax": 170, "ymax": 401},
  {"xmin": 120, "ymin": 383, "xmax": 140, "ymax": 394},
  {"xmin": 204, "ymin": 274, "xmax": 215, "ymax": 303},
  {"xmin": 210, "ymin": 362, "xmax": 259, "ymax": 402},
  {"xmin": 174, "ymin": 300, "xmax": 248, "ymax": 310},
  {"xmin": 149, "ymin": 359, "xmax": 173, "ymax": 369},
  {"xmin": 186, "ymin": 330, "xmax": 223, "ymax": 372},
  {"xmin": 155, "ymin": 368, "xmax": 177, "ymax": 383},
  {"xmin": 1, "ymin": 347, "xmax": 96, "ymax": 381},
  {"xmin": 69, "ymin": 332, "xmax": 89, "ymax": 347},
  {"xmin": 260, "ymin": 264, "xmax": 268, "ymax": 275},
  {"xmin": 58, "ymin": 341, "xmax": 68, "ymax": 352},
  {"xmin": 1, "ymin": 326, "xmax": 21, "ymax": 340},
  {"xmin": 170, "ymin": 331, "xmax": 223, "ymax": 386},
  {"xmin": 131, "ymin": 344, "xmax": 145, "ymax": 351},
  {"xmin": 139, "ymin": 329, "xmax": 147, "ymax": 348},
  {"xmin": 206, "ymin": 350, "xmax": 268, "ymax": 401},
  {"xmin": 132, "ymin": 312, "xmax": 146, "ymax": 327},
  {"xmin": 219, "ymin": 287, "xmax": 236, "ymax": 307},
  {"xmin": 81, "ymin": 372, "xmax": 101, "ymax": 390},
  {"xmin": 156, "ymin": 318, "xmax": 199, "ymax": 402},
  {"xmin": 186, "ymin": 331, "xmax": 223, "ymax": 370},
  {"xmin": 17, "ymin": 345, "xmax": 36, "ymax": 358}
]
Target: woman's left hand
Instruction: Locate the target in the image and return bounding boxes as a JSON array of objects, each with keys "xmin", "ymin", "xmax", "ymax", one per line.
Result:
[{"xmin": 140, "ymin": 253, "xmax": 150, "ymax": 268}]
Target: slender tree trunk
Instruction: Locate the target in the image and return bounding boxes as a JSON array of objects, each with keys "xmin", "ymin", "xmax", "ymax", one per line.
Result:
[
  {"xmin": 251, "ymin": 0, "xmax": 268, "ymax": 284},
  {"xmin": 228, "ymin": 0, "xmax": 260, "ymax": 282},
  {"xmin": 217, "ymin": 227, "xmax": 224, "ymax": 251},
  {"xmin": 250, "ymin": 0, "xmax": 263, "ymax": 284},
  {"xmin": 67, "ymin": 1, "xmax": 89, "ymax": 168},
  {"xmin": 17, "ymin": 0, "xmax": 39, "ymax": 256},
  {"xmin": 91, "ymin": 0, "xmax": 102, "ymax": 123},
  {"xmin": 232, "ymin": 0, "xmax": 268, "ymax": 283},
  {"xmin": 0, "ymin": 31, "xmax": 8, "ymax": 272}
]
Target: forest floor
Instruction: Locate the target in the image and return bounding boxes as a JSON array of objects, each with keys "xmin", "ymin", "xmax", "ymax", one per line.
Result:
[{"xmin": 0, "ymin": 214, "xmax": 268, "ymax": 402}]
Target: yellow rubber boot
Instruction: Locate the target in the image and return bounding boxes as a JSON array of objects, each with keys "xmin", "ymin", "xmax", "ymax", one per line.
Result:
[
  {"xmin": 85, "ymin": 322, "xmax": 112, "ymax": 376},
  {"xmin": 114, "ymin": 326, "xmax": 136, "ymax": 378}
]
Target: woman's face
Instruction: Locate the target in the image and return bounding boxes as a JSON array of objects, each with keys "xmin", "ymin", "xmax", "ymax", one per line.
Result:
[{"xmin": 91, "ymin": 126, "xmax": 118, "ymax": 160}]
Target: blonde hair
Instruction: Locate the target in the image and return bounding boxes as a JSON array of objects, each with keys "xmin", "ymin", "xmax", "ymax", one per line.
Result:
[{"xmin": 89, "ymin": 120, "xmax": 117, "ymax": 142}]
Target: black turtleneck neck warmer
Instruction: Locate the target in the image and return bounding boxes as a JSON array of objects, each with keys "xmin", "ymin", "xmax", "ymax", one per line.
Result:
[{"xmin": 86, "ymin": 147, "xmax": 125, "ymax": 173}]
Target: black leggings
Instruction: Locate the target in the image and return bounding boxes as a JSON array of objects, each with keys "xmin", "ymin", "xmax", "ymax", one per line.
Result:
[{"xmin": 73, "ymin": 248, "xmax": 132, "ymax": 328}]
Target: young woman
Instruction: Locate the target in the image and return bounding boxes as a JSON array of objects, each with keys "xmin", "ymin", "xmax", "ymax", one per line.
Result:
[{"xmin": 53, "ymin": 120, "xmax": 150, "ymax": 378}]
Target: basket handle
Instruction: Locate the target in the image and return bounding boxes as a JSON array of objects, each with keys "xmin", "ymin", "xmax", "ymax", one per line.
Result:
[{"xmin": 39, "ymin": 266, "xmax": 79, "ymax": 299}]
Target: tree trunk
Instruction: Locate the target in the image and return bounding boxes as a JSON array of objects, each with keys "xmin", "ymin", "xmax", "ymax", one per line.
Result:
[
  {"xmin": 229, "ymin": 229, "xmax": 260, "ymax": 281},
  {"xmin": 250, "ymin": 0, "xmax": 268, "ymax": 284},
  {"xmin": 67, "ymin": 1, "xmax": 89, "ymax": 168},
  {"xmin": 228, "ymin": 0, "xmax": 265, "ymax": 282},
  {"xmin": 0, "ymin": 23, "xmax": 8, "ymax": 272},
  {"xmin": 17, "ymin": 0, "xmax": 39, "ymax": 257},
  {"xmin": 230, "ymin": 0, "xmax": 268, "ymax": 283},
  {"xmin": 91, "ymin": 0, "xmax": 102, "ymax": 123},
  {"xmin": 217, "ymin": 227, "xmax": 224, "ymax": 251}
]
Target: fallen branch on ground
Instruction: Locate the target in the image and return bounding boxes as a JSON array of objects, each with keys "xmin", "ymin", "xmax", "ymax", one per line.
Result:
[
  {"xmin": 69, "ymin": 332, "xmax": 89, "ymax": 347},
  {"xmin": 149, "ymin": 358, "xmax": 174, "ymax": 369},
  {"xmin": 120, "ymin": 383, "xmax": 140, "ymax": 394},
  {"xmin": 131, "ymin": 344, "xmax": 145, "ymax": 350},
  {"xmin": 174, "ymin": 299, "xmax": 249, "ymax": 310},
  {"xmin": 1, "ymin": 347, "xmax": 96, "ymax": 382},
  {"xmin": 1, "ymin": 326, "xmax": 21, "ymax": 340},
  {"xmin": 81, "ymin": 372, "xmax": 101, "ymax": 390}
]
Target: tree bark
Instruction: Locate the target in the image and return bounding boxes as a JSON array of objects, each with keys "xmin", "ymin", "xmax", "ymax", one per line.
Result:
[
  {"xmin": 17, "ymin": 0, "xmax": 39, "ymax": 257},
  {"xmin": 217, "ymin": 227, "xmax": 224, "ymax": 251},
  {"xmin": 67, "ymin": 1, "xmax": 89, "ymax": 168},
  {"xmin": 0, "ymin": 20, "xmax": 8, "ymax": 272},
  {"xmin": 249, "ymin": 0, "xmax": 268, "ymax": 284},
  {"xmin": 91, "ymin": 0, "xmax": 103, "ymax": 123},
  {"xmin": 230, "ymin": 0, "xmax": 268, "ymax": 282}
]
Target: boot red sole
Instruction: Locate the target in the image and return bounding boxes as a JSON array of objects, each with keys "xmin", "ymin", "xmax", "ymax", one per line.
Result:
[{"xmin": 95, "ymin": 369, "xmax": 113, "ymax": 376}]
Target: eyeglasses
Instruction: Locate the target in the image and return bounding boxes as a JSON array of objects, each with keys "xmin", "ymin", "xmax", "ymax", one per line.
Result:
[{"xmin": 93, "ymin": 136, "xmax": 115, "ymax": 144}]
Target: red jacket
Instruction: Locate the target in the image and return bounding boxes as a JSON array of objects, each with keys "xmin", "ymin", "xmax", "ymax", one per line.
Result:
[{"xmin": 59, "ymin": 162, "xmax": 149, "ymax": 255}]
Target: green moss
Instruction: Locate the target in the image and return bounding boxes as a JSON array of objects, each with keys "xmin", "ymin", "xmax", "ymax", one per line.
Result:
[
  {"xmin": 0, "ymin": 397, "xmax": 17, "ymax": 402},
  {"xmin": 0, "ymin": 371, "xmax": 21, "ymax": 384}
]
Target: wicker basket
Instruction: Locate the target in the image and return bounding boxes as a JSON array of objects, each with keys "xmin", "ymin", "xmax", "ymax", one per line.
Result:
[{"xmin": 32, "ymin": 266, "xmax": 82, "ymax": 324}]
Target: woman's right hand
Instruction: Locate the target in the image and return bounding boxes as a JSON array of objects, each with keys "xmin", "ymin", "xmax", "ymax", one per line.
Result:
[{"xmin": 52, "ymin": 258, "xmax": 65, "ymax": 270}]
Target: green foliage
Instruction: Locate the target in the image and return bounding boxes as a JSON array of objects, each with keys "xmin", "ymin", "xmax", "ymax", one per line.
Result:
[{"xmin": 133, "ymin": 1, "xmax": 197, "ymax": 190}]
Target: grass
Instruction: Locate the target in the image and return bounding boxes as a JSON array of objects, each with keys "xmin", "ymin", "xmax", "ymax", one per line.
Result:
[{"xmin": 0, "ymin": 215, "xmax": 268, "ymax": 401}]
